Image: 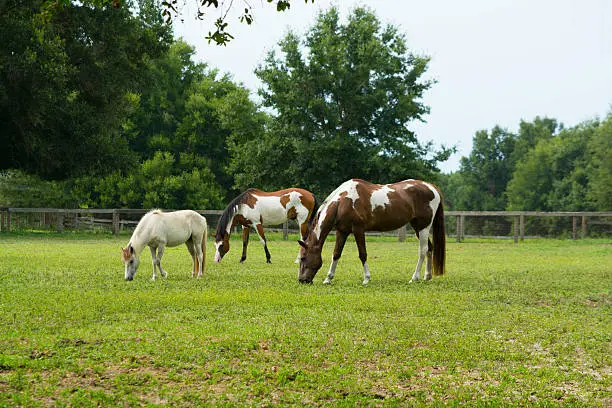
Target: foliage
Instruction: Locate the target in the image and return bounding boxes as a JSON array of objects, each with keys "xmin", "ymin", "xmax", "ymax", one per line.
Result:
[
  {"xmin": 126, "ymin": 40, "xmax": 266, "ymax": 200},
  {"xmin": 229, "ymin": 6, "xmax": 449, "ymax": 197},
  {"xmin": 40, "ymin": 0, "xmax": 315, "ymax": 45},
  {"xmin": 447, "ymin": 118, "xmax": 559, "ymax": 211},
  {"xmin": 442, "ymin": 114, "xmax": 611, "ymax": 213},
  {"xmin": 586, "ymin": 113, "xmax": 612, "ymax": 210},
  {"xmin": 0, "ymin": 0, "xmax": 172, "ymax": 180},
  {"xmin": 0, "ymin": 234, "xmax": 610, "ymax": 406},
  {"xmin": 0, "ymin": 170, "xmax": 76, "ymax": 207},
  {"xmin": 507, "ymin": 118, "xmax": 605, "ymax": 211},
  {"xmin": 73, "ymin": 151, "xmax": 225, "ymax": 209},
  {"xmin": 452, "ymin": 126, "xmax": 516, "ymax": 210}
]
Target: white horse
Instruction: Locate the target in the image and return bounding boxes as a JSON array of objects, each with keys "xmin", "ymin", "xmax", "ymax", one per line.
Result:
[{"xmin": 121, "ymin": 209, "xmax": 207, "ymax": 281}]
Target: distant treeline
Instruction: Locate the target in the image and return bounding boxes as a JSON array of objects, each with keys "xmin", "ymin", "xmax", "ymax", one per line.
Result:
[{"xmin": 1, "ymin": 2, "xmax": 610, "ymax": 213}]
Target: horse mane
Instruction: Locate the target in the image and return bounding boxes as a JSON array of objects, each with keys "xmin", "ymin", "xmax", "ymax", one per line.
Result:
[
  {"xmin": 216, "ymin": 189, "xmax": 255, "ymax": 239},
  {"xmin": 307, "ymin": 194, "xmax": 320, "ymax": 230}
]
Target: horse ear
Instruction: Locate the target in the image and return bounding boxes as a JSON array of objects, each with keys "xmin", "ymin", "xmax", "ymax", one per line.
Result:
[{"xmin": 298, "ymin": 240, "xmax": 308, "ymax": 249}]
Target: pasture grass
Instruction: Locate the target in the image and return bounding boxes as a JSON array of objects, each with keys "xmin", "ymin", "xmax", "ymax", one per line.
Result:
[{"xmin": 0, "ymin": 232, "xmax": 610, "ymax": 406}]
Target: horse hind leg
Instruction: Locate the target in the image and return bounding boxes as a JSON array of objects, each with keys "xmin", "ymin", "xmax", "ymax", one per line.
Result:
[
  {"xmin": 186, "ymin": 239, "xmax": 197, "ymax": 277},
  {"xmin": 255, "ymin": 224, "xmax": 271, "ymax": 263},
  {"xmin": 425, "ymin": 238, "xmax": 433, "ymax": 281},
  {"xmin": 155, "ymin": 245, "xmax": 168, "ymax": 278},
  {"xmin": 410, "ymin": 228, "xmax": 430, "ymax": 283},
  {"xmin": 354, "ymin": 230, "xmax": 370, "ymax": 286},
  {"xmin": 190, "ymin": 234, "xmax": 204, "ymax": 278}
]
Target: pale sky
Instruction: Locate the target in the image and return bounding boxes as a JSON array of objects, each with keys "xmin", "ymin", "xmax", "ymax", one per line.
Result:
[{"xmin": 174, "ymin": 0, "xmax": 612, "ymax": 173}]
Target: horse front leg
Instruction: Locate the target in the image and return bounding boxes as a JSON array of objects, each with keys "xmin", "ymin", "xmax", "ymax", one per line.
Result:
[
  {"xmin": 354, "ymin": 230, "xmax": 370, "ymax": 285},
  {"xmin": 410, "ymin": 229, "xmax": 430, "ymax": 283},
  {"xmin": 323, "ymin": 230, "xmax": 349, "ymax": 284},
  {"xmin": 149, "ymin": 246, "xmax": 158, "ymax": 280},
  {"xmin": 240, "ymin": 226, "xmax": 250, "ymax": 263},
  {"xmin": 254, "ymin": 224, "xmax": 271, "ymax": 263}
]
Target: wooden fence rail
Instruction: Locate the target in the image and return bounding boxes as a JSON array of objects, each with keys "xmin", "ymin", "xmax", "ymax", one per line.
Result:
[{"xmin": 1, "ymin": 208, "xmax": 610, "ymax": 242}]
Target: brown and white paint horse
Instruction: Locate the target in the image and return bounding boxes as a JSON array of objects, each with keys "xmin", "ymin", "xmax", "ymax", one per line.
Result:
[
  {"xmin": 214, "ymin": 188, "xmax": 319, "ymax": 263},
  {"xmin": 298, "ymin": 179, "xmax": 445, "ymax": 285}
]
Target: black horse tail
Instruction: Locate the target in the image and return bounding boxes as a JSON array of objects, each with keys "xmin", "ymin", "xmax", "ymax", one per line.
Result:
[
  {"xmin": 305, "ymin": 193, "xmax": 320, "ymax": 238},
  {"xmin": 432, "ymin": 198, "xmax": 446, "ymax": 276}
]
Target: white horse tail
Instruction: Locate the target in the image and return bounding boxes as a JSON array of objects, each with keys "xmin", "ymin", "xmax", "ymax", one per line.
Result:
[{"xmin": 201, "ymin": 215, "xmax": 207, "ymax": 274}]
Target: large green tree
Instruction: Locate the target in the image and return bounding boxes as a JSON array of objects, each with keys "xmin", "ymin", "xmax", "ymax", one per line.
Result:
[
  {"xmin": 506, "ymin": 118, "xmax": 608, "ymax": 212},
  {"xmin": 445, "ymin": 117, "xmax": 559, "ymax": 211},
  {"xmin": 125, "ymin": 40, "xmax": 266, "ymax": 199},
  {"xmin": 586, "ymin": 113, "xmax": 612, "ymax": 210},
  {"xmin": 0, "ymin": 0, "xmax": 172, "ymax": 180},
  {"xmin": 229, "ymin": 6, "xmax": 448, "ymax": 197},
  {"xmin": 453, "ymin": 126, "xmax": 515, "ymax": 211}
]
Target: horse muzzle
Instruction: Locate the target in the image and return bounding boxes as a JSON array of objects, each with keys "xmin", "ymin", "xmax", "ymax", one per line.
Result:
[{"xmin": 298, "ymin": 278, "xmax": 313, "ymax": 284}]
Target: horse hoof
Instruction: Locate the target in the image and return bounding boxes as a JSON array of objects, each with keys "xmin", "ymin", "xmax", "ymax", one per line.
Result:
[
  {"xmin": 362, "ymin": 279, "xmax": 370, "ymax": 286},
  {"xmin": 266, "ymin": 260, "xmax": 272, "ymax": 264},
  {"xmin": 323, "ymin": 279, "xmax": 332, "ymax": 285}
]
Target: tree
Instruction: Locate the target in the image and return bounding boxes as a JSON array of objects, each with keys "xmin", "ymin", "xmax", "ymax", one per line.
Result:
[
  {"xmin": 506, "ymin": 120, "xmax": 598, "ymax": 211},
  {"xmin": 39, "ymin": 0, "xmax": 315, "ymax": 45},
  {"xmin": 127, "ymin": 40, "xmax": 266, "ymax": 198},
  {"xmin": 586, "ymin": 113, "xmax": 612, "ymax": 210},
  {"xmin": 229, "ymin": 6, "xmax": 448, "ymax": 197},
  {"xmin": 73, "ymin": 152, "xmax": 225, "ymax": 209},
  {"xmin": 451, "ymin": 126, "xmax": 515, "ymax": 211},
  {"xmin": 511, "ymin": 116, "xmax": 559, "ymax": 164},
  {"xmin": 0, "ymin": 0, "xmax": 172, "ymax": 180}
]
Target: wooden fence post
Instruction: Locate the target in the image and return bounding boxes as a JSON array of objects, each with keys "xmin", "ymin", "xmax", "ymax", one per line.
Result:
[
  {"xmin": 456, "ymin": 215, "xmax": 461, "ymax": 242},
  {"xmin": 398, "ymin": 225, "xmax": 406, "ymax": 242},
  {"xmin": 572, "ymin": 216, "xmax": 578, "ymax": 240},
  {"xmin": 581, "ymin": 216, "xmax": 587, "ymax": 239},
  {"xmin": 460, "ymin": 214, "xmax": 466, "ymax": 241},
  {"xmin": 57, "ymin": 211, "xmax": 64, "ymax": 233},
  {"xmin": 0, "ymin": 207, "xmax": 5, "ymax": 232},
  {"xmin": 513, "ymin": 216, "xmax": 519, "ymax": 243},
  {"xmin": 519, "ymin": 214, "xmax": 525, "ymax": 241},
  {"xmin": 283, "ymin": 221, "xmax": 288, "ymax": 240},
  {"xmin": 112, "ymin": 210, "xmax": 120, "ymax": 237}
]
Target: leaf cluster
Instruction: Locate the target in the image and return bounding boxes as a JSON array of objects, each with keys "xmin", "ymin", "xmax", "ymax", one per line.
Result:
[{"xmin": 441, "ymin": 114, "xmax": 611, "ymax": 212}]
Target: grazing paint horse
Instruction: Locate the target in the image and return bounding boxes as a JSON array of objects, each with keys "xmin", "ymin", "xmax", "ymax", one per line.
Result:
[
  {"xmin": 121, "ymin": 209, "xmax": 207, "ymax": 281},
  {"xmin": 298, "ymin": 178, "xmax": 445, "ymax": 285},
  {"xmin": 214, "ymin": 188, "xmax": 318, "ymax": 264}
]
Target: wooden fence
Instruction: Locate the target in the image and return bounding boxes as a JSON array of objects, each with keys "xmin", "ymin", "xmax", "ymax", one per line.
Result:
[{"xmin": 0, "ymin": 208, "xmax": 610, "ymax": 242}]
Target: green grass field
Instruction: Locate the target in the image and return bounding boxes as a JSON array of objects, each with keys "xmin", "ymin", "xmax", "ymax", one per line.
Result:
[{"xmin": 0, "ymin": 232, "xmax": 610, "ymax": 406}]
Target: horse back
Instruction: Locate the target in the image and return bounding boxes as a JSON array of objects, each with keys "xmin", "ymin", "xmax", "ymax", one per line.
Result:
[
  {"xmin": 155, "ymin": 210, "xmax": 206, "ymax": 247},
  {"xmin": 349, "ymin": 179, "xmax": 439, "ymax": 232}
]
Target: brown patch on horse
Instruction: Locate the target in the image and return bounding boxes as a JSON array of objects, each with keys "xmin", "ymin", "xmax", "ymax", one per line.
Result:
[
  {"xmin": 287, "ymin": 207, "xmax": 298, "ymax": 220},
  {"xmin": 243, "ymin": 192, "xmax": 258, "ymax": 209},
  {"xmin": 234, "ymin": 214, "xmax": 252, "ymax": 227},
  {"xmin": 280, "ymin": 194, "xmax": 291, "ymax": 208}
]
